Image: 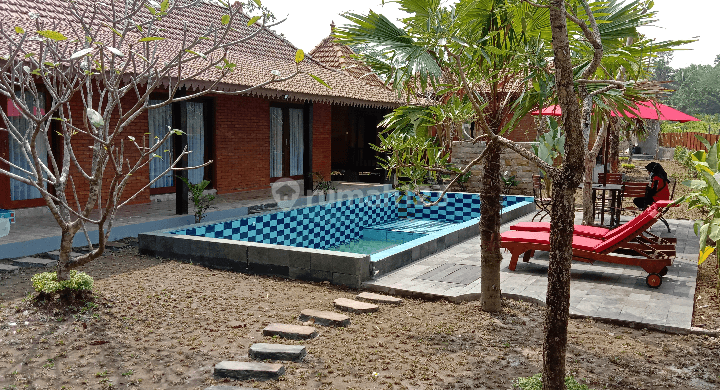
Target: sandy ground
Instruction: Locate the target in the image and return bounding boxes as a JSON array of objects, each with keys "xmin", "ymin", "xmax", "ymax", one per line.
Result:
[{"xmin": 0, "ymin": 244, "xmax": 718, "ymax": 390}]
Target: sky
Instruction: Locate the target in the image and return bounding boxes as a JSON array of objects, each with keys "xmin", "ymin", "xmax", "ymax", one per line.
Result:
[{"xmin": 260, "ymin": 0, "xmax": 718, "ymax": 69}]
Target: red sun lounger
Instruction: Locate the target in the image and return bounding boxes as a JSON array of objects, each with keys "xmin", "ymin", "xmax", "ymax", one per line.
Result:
[
  {"xmin": 501, "ymin": 208, "xmax": 673, "ymax": 288},
  {"xmin": 508, "ymin": 200, "xmax": 677, "ymax": 256}
]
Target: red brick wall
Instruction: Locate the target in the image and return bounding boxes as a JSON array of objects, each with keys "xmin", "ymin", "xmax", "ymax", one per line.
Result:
[
  {"xmin": 313, "ymin": 103, "xmax": 332, "ymax": 179},
  {"xmin": 505, "ymin": 113, "xmax": 539, "ymax": 142},
  {"xmin": 214, "ymin": 95, "xmax": 271, "ymax": 194},
  {"xmin": 66, "ymin": 92, "xmax": 150, "ymax": 208},
  {"xmin": 0, "ymin": 91, "xmax": 150, "ymax": 209},
  {"xmin": 3, "ymin": 92, "xmax": 336, "ymax": 208}
]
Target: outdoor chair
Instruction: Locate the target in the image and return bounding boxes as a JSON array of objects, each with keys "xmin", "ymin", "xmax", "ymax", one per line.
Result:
[
  {"xmin": 621, "ymin": 179, "xmax": 676, "ymax": 233},
  {"xmin": 508, "ymin": 200, "xmax": 677, "ymax": 256},
  {"xmin": 532, "ymin": 175, "xmax": 551, "ymax": 222},
  {"xmin": 597, "ymin": 172, "xmax": 623, "ymax": 185},
  {"xmin": 594, "ymin": 172, "xmax": 623, "ymax": 222},
  {"xmin": 501, "ymin": 207, "xmax": 674, "ymax": 288}
]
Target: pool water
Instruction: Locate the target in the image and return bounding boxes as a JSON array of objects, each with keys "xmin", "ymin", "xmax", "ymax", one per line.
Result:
[{"xmin": 329, "ymin": 238, "xmax": 407, "ymax": 255}]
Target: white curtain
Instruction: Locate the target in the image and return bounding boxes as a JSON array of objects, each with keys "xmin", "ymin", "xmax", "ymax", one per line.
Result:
[
  {"xmin": 148, "ymin": 100, "xmax": 174, "ymax": 188},
  {"xmin": 185, "ymin": 102, "xmax": 205, "ymax": 185},
  {"xmin": 269, "ymin": 107, "xmax": 283, "ymax": 177},
  {"xmin": 8, "ymin": 93, "xmax": 47, "ymax": 201},
  {"xmin": 289, "ymin": 108, "xmax": 304, "ymax": 176}
]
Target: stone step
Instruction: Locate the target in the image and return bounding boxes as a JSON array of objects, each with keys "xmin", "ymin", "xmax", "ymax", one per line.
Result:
[
  {"xmin": 12, "ymin": 257, "xmax": 57, "ymax": 268},
  {"xmin": 298, "ymin": 309, "xmax": 350, "ymax": 327},
  {"xmin": 356, "ymin": 292, "xmax": 404, "ymax": 305},
  {"xmin": 104, "ymin": 241, "xmax": 128, "ymax": 249},
  {"xmin": 205, "ymin": 386, "xmax": 259, "ymax": 390},
  {"xmin": 263, "ymin": 323, "xmax": 318, "ymax": 340},
  {"xmin": 334, "ymin": 298, "xmax": 379, "ymax": 314},
  {"xmin": 249, "ymin": 343, "xmax": 307, "ymax": 362},
  {"xmin": 0, "ymin": 264, "xmax": 19, "ymax": 273},
  {"xmin": 46, "ymin": 251, "xmax": 82, "ymax": 261},
  {"xmin": 214, "ymin": 361, "xmax": 284, "ymax": 381}
]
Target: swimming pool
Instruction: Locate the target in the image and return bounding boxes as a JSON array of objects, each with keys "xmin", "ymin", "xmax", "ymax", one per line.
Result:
[{"xmin": 139, "ymin": 190, "xmax": 534, "ymax": 287}]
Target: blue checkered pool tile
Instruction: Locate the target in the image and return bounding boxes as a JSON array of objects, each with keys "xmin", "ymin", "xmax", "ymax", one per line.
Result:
[
  {"xmin": 171, "ymin": 192, "xmax": 399, "ymax": 250},
  {"xmin": 169, "ymin": 192, "xmax": 531, "ymax": 251},
  {"xmin": 399, "ymin": 191, "xmax": 481, "ymax": 222}
]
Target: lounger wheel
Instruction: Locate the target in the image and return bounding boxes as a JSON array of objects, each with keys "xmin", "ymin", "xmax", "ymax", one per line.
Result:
[
  {"xmin": 659, "ymin": 266, "xmax": 668, "ymax": 277},
  {"xmin": 646, "ymin": 273, "xmax": 662, "ymax": 288}
]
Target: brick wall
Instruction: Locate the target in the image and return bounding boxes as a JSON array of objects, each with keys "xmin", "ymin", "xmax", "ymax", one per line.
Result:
[
  {"xmin": 65, "ymin": 93, "xmax": 151, "ymax": 208},
  {"xmin": 214, "ymin": 95, "xmax": 270, "ymax": 194},
  {"xmin": 3, "ymin": 92, "xmax": 336, "ymax": 208},
  {"xmin": 505, "ymin": 113, "xmax": 540, "ymax": 142},
  {"xmin": 312, "ymin": 103, "xmax": 332, "ymax": 179}
]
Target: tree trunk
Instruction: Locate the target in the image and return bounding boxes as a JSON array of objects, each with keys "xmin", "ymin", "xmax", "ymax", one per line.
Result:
[
  {"xmin": 609, "ymin": 117, "xmax": 620, "ymax": 173},
  {"xmin": 57, "ymin": 228, "xmax": 76, "ymax": 281},
  {"xmin": 480, "ymin": 141, "xmax": 504, "ymax": 312},
  {"xmin": 581, "ymin": 158, "xmax": 595, "ymax": 225},
  {"xmin": 544, "ymin": 170, "xmax": 578, "ymax": 389},
  {"xmin": 545, "ymin": 0, "xmax": 586, "ymax": 388}
]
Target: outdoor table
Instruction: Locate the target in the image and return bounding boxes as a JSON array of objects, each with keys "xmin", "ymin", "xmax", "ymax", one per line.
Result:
[{"xmin": 591, "ymin": 184, "xmax": 623, "ymax": 228}]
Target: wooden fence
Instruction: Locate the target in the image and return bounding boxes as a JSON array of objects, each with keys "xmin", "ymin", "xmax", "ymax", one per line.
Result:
[{"xmin": 660, "ymin": 132, "xmax": 719, "ymax": 151}]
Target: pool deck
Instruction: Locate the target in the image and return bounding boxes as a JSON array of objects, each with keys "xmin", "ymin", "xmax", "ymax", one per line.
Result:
[{"xmin": 365, "ymin": 212, "xmax": 707, "ymax": 335}]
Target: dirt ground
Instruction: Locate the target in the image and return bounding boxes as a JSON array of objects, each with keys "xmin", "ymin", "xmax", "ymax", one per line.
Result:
[
  {"xmin": 1, "ymin": 158, "xmax": 718, "ymax": 390},
  {"xmin": 0, "ymin": 244, "xmax": 719, "ymax": 390}
]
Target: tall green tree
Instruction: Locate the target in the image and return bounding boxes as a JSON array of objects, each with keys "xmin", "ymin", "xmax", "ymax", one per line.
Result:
[
  {"xmin": 338, "ymin": 0, "xmax": 554, "ymax": 313},
  {"xmin": 670, "ymin": 62, "xmax": 720, "ymax": 115}
]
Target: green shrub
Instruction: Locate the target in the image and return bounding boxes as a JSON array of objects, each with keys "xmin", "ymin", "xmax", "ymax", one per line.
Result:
[
  {"xmin": 31, "ymin": 270, "xmax": 94, "ymax": 294},
  {"xmin": 513, "ymin": 373, "xmax": 593, "ymax": 390},
  {"xmin": 619, "ymin": 156, "xmax": 629, "ymax": 162},
  {"xmin": 621, "ymin": 163, "xmax": 635, "ymax": 169}
]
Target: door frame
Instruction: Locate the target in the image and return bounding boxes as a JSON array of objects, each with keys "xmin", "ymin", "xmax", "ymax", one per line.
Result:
[{"xmin": 269, "ymin": 102, "xmax": 305, "ymax": 183}]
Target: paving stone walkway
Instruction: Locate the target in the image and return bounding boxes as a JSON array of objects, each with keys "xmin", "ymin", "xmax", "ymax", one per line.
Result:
[
  {"xmin": 213, "ymin": 292, "xmax": 402, "ymax": 385},
  {"xmin": 365, "ymin": 212, "xmax": 700, "ymax": 334}
]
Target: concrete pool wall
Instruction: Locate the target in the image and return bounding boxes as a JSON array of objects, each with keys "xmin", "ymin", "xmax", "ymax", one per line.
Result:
[{"xmin": 139, "ymin": 190, "xmax": 534, "ymax": 287}]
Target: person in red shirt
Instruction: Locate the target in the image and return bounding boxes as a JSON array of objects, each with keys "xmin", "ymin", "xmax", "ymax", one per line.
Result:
[{"xmin": 633, "ymin": 162, "xmax": 670, "ymax": 210}]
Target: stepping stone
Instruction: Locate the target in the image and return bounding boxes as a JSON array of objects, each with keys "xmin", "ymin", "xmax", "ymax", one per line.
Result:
[
  {"xmin": 298, "ymin": 309, "xmax": 350, "ymax": 327},
  {"xmin": 249, "ymin": 343, "xmax": 307, "ymax": 362},
  {"xmin": 262, "ymin": 323, "xmax": 318, "ymax": 340},
  {"xmin": 12, "ymin": 257, "xmax": 57, "ymax": 268},
  {"xmin": 0, "ymin": 264, "xmax": 19, "ymax": 273},
  {"xmin": 46, "ymin": 251, "xmax": 82, "ymax": 261},
  {"xmin": 214, "ymin": 361, "xmax": 284, "ymax": 381},
  {"xmin": 205, "ymin": 386, "xmax": 258, "ymax": 390},
  {"xmin": 104, "ymin": 241, "xmax": 127, "ymax": 249},
  {"xmin": 334, "ymin": 298, "xmax": 379, "ymax": 314},
  {"xmin": 356, "ymin": 292, "xmax": 404, "ymax": 305}
]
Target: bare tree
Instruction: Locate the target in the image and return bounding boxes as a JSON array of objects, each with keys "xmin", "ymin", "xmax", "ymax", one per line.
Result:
[{"xmin": 0, "ymin": 0, "xmax": 311, "ymax": 285}]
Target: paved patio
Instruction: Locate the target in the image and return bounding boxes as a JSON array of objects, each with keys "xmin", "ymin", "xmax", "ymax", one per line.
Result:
[{"xmin": 365, "ymin": 212, "xmax": 702, "ymax": 334}]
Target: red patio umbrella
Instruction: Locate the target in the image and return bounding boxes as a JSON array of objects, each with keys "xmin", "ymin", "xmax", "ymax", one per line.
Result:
[
  {"xmin": 530, "ymin": 101, "xmax": 700, "ymax": 122},
  {"xmin": 613, "ymin": 101, "xmax": 699, "ymax": 123}
]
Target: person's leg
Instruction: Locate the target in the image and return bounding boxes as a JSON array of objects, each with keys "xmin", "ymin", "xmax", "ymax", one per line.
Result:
[{"xmin": 633, "ymin": 197, "xmax": 650, "ymax": 210}]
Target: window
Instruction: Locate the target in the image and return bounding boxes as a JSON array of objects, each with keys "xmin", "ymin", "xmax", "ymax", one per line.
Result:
[
  {"xmin": 269, "ymin": 106, "xmax": 303, "ymax": 178},
  {"xmin": 148, "ymin": 101, "xmax": 207, "ymax": 188},
  {"xmin": 7, "ymin": 93, "xmax": 48, "ymax": 201}
]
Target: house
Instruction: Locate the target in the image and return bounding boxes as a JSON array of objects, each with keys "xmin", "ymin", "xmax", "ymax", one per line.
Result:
[
  {"xmin": 0, "ymin": 0, "xmax": 405, "ymax": 212},
  {"xmin": 309, "ymin": 23, "xmax": 394, "ymax": 182}
]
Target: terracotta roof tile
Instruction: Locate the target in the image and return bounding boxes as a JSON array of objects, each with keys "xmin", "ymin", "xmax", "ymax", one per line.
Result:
[
  {"xmin": 0, "ymin": 0, "xmax": 404, "ymax": 108},
  {"xmin": 309, "ymin": 32, "xmax": 388, "ymax": 89}
]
